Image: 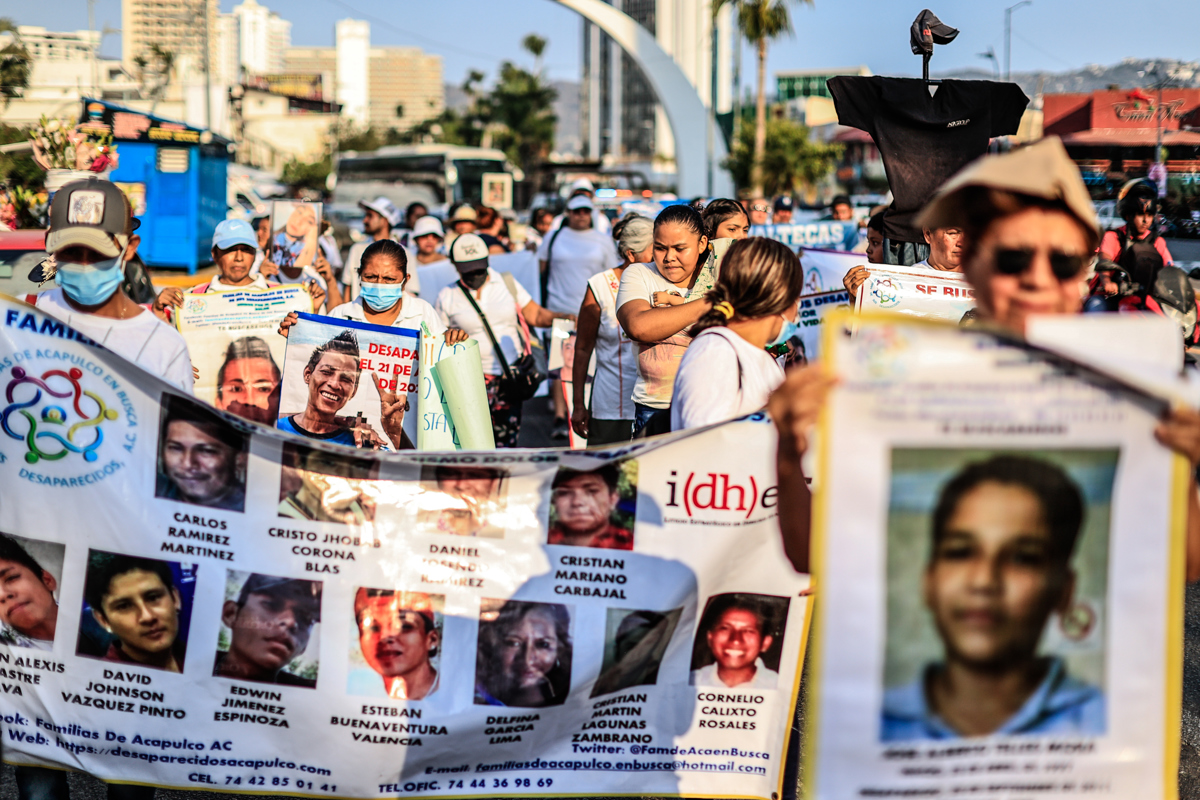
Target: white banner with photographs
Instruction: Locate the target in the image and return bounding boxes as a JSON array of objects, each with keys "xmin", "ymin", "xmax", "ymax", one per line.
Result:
[
  {"xmin": 807, "ymin": 314, "xmax": 1186, "ymax": 799},
  {"xmin": 0, "ymin": 296, "xmax": 810, "ymax": 800}
]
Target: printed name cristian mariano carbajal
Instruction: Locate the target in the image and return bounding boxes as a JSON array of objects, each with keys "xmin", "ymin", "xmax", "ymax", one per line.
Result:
[{"xmin": 1, "ymin": 309, "xmax": 138, "ymax": 488}]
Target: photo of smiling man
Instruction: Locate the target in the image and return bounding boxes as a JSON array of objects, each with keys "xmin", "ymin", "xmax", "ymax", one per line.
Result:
[
  {"xmin": 415, "ymin": 465, "xmax": 507, "ymax": 537},
  {"xmin": 689, "ymin": 593, "xmax": 789, "ymax": 690},
  {"xmin": 348, "ymin": 589, "xmax": 443, "ymax": 700},
  {"xmin": 0, "ymin": 534, "xmax": 64, "ymax": 650},
  {"xmin": 155, "ymin": 395, "xmax": 249, "ymax": 512},
  {"xmin": 79, "ymin": 551, "xmax": 195, "ymax": 672},
  {"xmin": 881, "ymin": 451, "xmax": 1112, "ymax": 741},
  {"xmin": 214, "ymin": 571, "xmax": 321, "ymax": 688}
]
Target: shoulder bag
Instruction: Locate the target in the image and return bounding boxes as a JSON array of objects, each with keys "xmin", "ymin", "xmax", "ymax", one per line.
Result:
[{"xmin": 458, "ymin": 277, "xmax": 547, "ymax": 402}]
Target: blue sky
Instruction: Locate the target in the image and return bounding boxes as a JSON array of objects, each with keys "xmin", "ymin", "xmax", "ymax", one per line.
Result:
[{"xmin": 10, "ymin": 0, "xmax": 1199, "ymax": 86}]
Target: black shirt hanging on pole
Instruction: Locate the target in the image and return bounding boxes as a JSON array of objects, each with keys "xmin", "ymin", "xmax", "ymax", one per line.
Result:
[{"xmin": 828, "ymin": 76, "xmax": 1029, "ymax": 243}]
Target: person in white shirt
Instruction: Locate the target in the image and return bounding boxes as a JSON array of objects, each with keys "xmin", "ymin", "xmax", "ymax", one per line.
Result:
[
  {"xmin": 549, "ymin": 178, "xmax": 612, "ymax": 235},
  {"xmin": 36, "ymin": 177, "xmax": 194, "ymax": 393},
  {"xmin": 410, "ymin": 215, "xmax": 450, "ymax": 270},
  {"xmin": 671, "ymin": 238, "xmax": 802, "ymax": 431},
  {"xmin": 539, "ymin": 194, "xmax": 620, "ymax": 438},
  {"xmin": 434, "ymin": 234, "xmax": 572, "ymax": 447},
  {"xmin": 343, "ymin": 196, "xmax": 402, "ymax": 303},
  {"xmin": 570, "ymin": 214, "xmax": 653, "ymax": 446}
]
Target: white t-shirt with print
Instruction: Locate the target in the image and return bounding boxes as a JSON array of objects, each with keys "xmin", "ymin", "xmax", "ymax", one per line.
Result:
[
  {"xmin": 327, "ymin": 296, "xmax": 446, "ymax": 336},
  {"xmin": 670, "ymin": 327, "xmax": 783, "ymax": 431},
  {"xmin": 537, "ymin": 226, "xmax": 620, "ymax": 315},
  {"xmin": 35, "ymin": 289, "xmax": 195, "ymax": 393},
  {"xmin": 614, "ymin": 262, "xmax": 695, "ymax": 409},
  {"xmin": 433, "ymin": 269, "xmax": 533, "ymax": 375}
]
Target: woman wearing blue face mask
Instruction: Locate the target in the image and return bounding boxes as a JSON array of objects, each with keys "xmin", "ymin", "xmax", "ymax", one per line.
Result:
[
  {"xmin": 281, "ymin": 240, "xmax": 466, "ymax": 345},
  {"xmin": 669, "ymin": 238, "xmax": 803, "ymax": 431}
]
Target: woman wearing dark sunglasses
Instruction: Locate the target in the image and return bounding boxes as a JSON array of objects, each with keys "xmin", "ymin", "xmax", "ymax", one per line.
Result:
[{"xmin": 767, "ymin": 136, "xmax": 1200, "ymax": 582}]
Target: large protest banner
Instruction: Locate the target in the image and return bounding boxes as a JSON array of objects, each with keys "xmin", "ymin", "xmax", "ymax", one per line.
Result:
[
  {"xmin": 750, "ymin": 222, "xmax": 853, "ymax": 251},
  {"xmin": 0, "ymin": 295, "xmax": 810, "ymax": 800},
  {"xmin": 793, "ymin": 290, "xmax": 851, "ymax": 363},
  {"xmin": 853, "ymin": 265, "xmax": 975, "ymax": 323},
  {"xmin": 175, "ymin": 287, "xmax": 312, "ymax": 415},
  {"xmin": 280, "ymin": 313, "xmax": 421, "ymax": 449},
  {"xmin": 805, "ymin": 313, "xmax": 1185, "ymax": 799}
]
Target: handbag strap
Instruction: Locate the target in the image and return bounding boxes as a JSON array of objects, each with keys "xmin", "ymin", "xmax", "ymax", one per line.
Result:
[
  {"xmin": 500, "ymin": 272, "xmax": 534, "ymax": 356},
  {"xmin": 458, "ymin": 281, "xmax": 516, "ymax": 381}
]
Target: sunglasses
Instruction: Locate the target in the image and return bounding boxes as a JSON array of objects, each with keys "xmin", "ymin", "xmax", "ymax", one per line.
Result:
[{"xmin": 992, "ymin": 247, "xmax": 1088, "ymax": 281}]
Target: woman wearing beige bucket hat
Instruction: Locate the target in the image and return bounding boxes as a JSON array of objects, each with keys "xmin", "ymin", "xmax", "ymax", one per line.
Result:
[{"xmin": 768, "ymin": 136, "xmax": 1200, "ymax": 583}]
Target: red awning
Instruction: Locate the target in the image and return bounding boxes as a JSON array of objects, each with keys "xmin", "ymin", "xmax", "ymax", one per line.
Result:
[{"xmin": 1058, "ymin": 128, "xmax": 1200, "ymax": 146}]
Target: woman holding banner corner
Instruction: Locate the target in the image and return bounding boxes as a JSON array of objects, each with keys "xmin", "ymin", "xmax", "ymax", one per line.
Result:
[{"xmin": 769, "ymin": 136, "xmax": 1200, "ymax": 587}]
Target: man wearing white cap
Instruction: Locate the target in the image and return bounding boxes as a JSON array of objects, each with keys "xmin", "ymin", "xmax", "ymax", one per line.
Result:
[
  {"xmin": 410, "ymin": 216, "xmax": 450, "ymax": 267},
  {"xmin": 343, "ymin": 196, "xmax": 403, "ymax": 302},
  {"xmin": 33, "ymin": 177, "xmax": 194, "ymax": 393},
  {"xmin": 434, "ymin": 233, "xmax": 572, "ymax": 447},
  {"xmin": 549, "ymin": 178, "xmax": 612, "ymax": 235},
  {"xmin": 446, "ymin": 205, "xmax": 478, "ymax": 247}
]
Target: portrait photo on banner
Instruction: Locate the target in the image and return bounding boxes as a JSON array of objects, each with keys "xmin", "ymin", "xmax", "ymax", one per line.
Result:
[
  {"xmin": 0, "ymin": 532, "xmax": 65, "ymax": 650},
  {"xmin": 881, "ymin": 448, "xmax": 1115, "ymax": 742},
  {"xmin": 155, "ymin": 394, "xmax": 249, "ymax": 513},
  {"xmin": 547, "ymin": 460, "xmax": 637, "ymax": 551},
  {"xmin": 279, "ymin": 315, "xmax": 417, "ymax": 451},
  {"xmin": 348, "ymin": 588, "xmax": 445, "ymax": 701},
  {"xmin": 475, "ymin": 598, "xmax": 574, "ymax": 708},
  {"xmin": 414, "ymin": 464, "xmax": 509, "ymax": 538},
  {"xmin": 592, "ymin": 606, "xmax": 683, "ymax": 698},
  {"xmin": 197, "ymin": 329, "xmax": 286, "ymax": 425},
  {"xmin": 269, "ymin": 200, "xmax": 322, "ymax": 270},
  {"xmin": 76, "ymin": 550, "xmax": 198, "ymax": 674},
  {"xmin": 277, "ymin": 442, "xmax": 381, "ymax": 525},
  {"xmin": 214, "ymin": 569, "xmax": 322, "ymax": 689},
  {"xmin": 689, "ymin": 593, "xmax": 790, "ymax": 690}
]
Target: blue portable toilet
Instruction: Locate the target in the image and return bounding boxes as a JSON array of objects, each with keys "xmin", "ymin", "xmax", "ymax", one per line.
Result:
[{"xmin": 78, "ymin": 98, "xmax": 230, "ymax": 275}]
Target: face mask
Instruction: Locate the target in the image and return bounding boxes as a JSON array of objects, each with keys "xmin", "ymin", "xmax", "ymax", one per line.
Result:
[
  {"xmin": 460, "ymin": 270, "xmax": 488, "ymax": 290},
  {"xmin": 55, "ymin": 252, "xmax": 125, "ymax": 307},
  {"xmin": 768, "ymin": 313, "xmax": 801, "ymax": 348},
  {"xmin": 359, "ymin": 280, "xmax": 406, "ymax": 312}
]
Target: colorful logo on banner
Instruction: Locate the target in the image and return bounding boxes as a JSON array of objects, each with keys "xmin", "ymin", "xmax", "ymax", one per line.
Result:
[
  {"xmin": 870, "ymin": 277, "xmax": 901, "ymax": 309},
  {"xmin": 1, "ymin": 366, "xmax": 119, "ymax": 463}
]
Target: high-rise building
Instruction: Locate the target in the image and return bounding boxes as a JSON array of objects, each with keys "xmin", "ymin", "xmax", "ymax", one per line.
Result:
[
  {"xmin": 231, "ymin": 0, "xmax": 290, "ymax": 75},
  {"xmin": 283, "ymin": 24, "xmax": 444, "ymax": 135},
  {"xmin": 121, "ymin": 0, "xmax": 219, "ymax": 77},
  {"xmin": 16, "ymin": 27, "xmax": 101, "ymax": 62},
  {"xmin": 335, "ymin": 19, "xmax": 369, "ymax": 126},
  {"xmin": 581, "ymin": 0, "xmax": 733, "ymax": 167},
  {"xmin": 213, "ymin": 14, "xmax": 239, "ymax": 87}
]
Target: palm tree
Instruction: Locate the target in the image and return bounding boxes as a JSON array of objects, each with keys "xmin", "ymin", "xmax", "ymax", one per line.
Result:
[
  {"xmin": 522, "ymin": 34, "xmax": 547, "ymax": 75},
  {"xmin": 715, "ymin": 0, "xmax": 811, "ymax": 198}
]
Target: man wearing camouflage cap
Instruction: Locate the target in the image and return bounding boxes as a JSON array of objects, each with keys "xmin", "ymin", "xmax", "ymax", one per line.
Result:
[{"xmin": 214, "ymin": 573, "xmax": 322, "ymax": 687}]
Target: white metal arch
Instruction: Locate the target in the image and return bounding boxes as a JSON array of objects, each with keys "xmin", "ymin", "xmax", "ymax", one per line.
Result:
[{"xmin": 551, "ymin": 0, "xmax": 733, "ymax": 198}]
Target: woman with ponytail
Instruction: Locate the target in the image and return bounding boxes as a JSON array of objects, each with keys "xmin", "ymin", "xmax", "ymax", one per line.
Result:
[
  {"xmin": 670, "ymin": 238, "xmax": 803, "ymax": 431},
  {"xmin": 616, "ymin": 205, "xmax": 731, "ymax": 435}
]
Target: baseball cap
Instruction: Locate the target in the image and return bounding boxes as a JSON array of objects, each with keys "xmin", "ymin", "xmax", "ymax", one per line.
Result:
[
  {"xmin": 449, "ymin": 233, "xmax": 489, "ymax": 270},
  {"xmin": 354, "ymin": 588, "xmax": 436, "ymax": 629},
  {"xmin": 449, "ymin": 205, "xmax": 477, "ymax": 224},
  {"xmin": 569, "ymin": 177, "xmax": 595, "ymax": 195},
  {"xmin": 46, "ymin": 178, "xmax": 138, "ymax": 258},
  {"xmin": 359, "ymin": 196, "xmax": 400, "ymax": 227},
  {"xmin": 773, "ymin": 196, "xmax": 794, "ymax": 211},
  {"xmin": 916, "ymin": 136, "xmax": 1098, "ymax": 240},
  {"xmin": 411, "ymin": 215, "xmax": 445, "ymax": 240},
  {"xmin": 566, "ymin": 194, "xmax": 594, "ymax": 211},
  {"xmin": 212, "ymin": 219, "xmax": 258, "ymax": 251},
  {"xmin": 238, "ymin": 574, "xmax": 322, "ymax": 622}
]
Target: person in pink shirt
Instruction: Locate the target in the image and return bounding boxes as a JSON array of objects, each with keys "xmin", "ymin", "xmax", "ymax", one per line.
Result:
[{"xmin": 1092, "ymin": 180, "xmax": 1174, "ymax": 298}]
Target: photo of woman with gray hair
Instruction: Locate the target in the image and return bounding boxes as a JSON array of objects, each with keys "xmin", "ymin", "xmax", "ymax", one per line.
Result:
[{"xmin": 475, "ymin": 599, "xmax": 573, "ymax": 708}]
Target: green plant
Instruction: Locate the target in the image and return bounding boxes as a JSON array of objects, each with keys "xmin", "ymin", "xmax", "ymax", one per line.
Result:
[{"xmin": 723, "ymin": 116, "xmax": 841, "ymax": 197}]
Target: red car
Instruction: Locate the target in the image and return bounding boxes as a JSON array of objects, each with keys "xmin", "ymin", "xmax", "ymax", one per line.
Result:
[{"xmin": 0, "ymin": 229, "xmax": 157, "ymax": 303}]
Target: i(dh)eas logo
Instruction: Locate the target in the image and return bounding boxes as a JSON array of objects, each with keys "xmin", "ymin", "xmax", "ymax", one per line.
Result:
[{"xmin": 2, "ymin": 367, "xmax": 118, "ymax": 463}]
